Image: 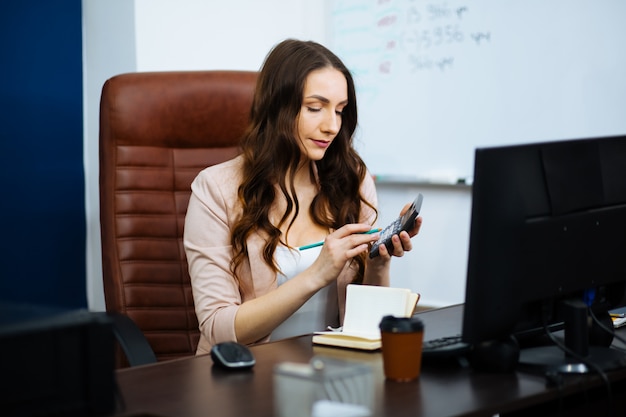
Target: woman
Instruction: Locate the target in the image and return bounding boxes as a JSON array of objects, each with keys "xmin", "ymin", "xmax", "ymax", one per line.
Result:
[{"xmin": 184, "ymin": 39, "xmax": 422, "ymax": 354}]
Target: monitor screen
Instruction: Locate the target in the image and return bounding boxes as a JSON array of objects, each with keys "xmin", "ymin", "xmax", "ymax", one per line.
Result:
[
  {"xmin": 461, "ymin": 135, "xmax": 626, "ymax": 372},
  {"xmin": 0, "ymin": 303, "xmax": 116, "ymax": 415}
]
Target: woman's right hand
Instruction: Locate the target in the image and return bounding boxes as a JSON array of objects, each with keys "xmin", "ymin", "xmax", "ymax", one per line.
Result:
[
  {"xmin": 233, "ymin": 223, "xmax": 378, "ymax": 344},
  {"xmin": 309, "ymin": 223, "xmax": 379, "ymax": 287}
]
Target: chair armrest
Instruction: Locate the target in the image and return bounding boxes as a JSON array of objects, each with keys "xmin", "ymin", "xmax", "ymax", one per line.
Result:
[{"xmin": 99, "ymin": 312, "xmax": 157, "ymax": 367}]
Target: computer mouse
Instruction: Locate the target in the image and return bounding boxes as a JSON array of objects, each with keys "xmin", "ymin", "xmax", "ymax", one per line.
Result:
[{"xmin": 210, "ymin": 341, "xmax": 256, "ymax": 370}]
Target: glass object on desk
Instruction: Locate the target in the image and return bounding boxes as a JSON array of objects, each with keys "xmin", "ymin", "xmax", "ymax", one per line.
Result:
[{"xmin": 274, "ymin": 356, "xmax": 373, "ymax": 417}]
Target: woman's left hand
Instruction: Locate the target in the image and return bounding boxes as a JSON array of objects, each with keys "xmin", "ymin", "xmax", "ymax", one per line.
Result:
[
  {"xmin": 374, "ymin": 204, "xmax": 423, "ymax": 260},
  {"xmin": 362, "ymin": 204, "xmax": 422, "ymax": 286}
]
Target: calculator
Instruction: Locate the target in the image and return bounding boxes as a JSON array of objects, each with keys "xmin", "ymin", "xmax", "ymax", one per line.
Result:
[{"xmin": 369, "ymin": 193, "xmax": 423, "ymax": 258}]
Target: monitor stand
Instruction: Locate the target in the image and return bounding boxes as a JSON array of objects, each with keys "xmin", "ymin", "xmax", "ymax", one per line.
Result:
[
  {"xmin": 517, "ymin": 299, "xmax": 626, "ymax": 374},
  {"xmin": 519, "ymin": 345, "xmax": 626, "ymax": 374}
]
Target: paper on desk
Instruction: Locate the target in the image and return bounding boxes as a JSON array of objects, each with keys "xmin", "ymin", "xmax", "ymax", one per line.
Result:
[
  {"xmin": 612, "ymin": 316, "xmax": 626, "ymax": 328},
  {"xmin": 317, "ymin": 285, "xmax": 417, "ymax": 338}
]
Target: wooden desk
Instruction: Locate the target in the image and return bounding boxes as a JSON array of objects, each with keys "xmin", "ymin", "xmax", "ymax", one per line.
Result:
[{"xmin": 113, "ymin": 305, "xmax": 626, "ymax": 417}]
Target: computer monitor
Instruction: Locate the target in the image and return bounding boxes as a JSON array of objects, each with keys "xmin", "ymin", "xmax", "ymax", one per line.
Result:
[{"xmin": 461, "ymin": 135, "xmax": 626, "ymax": 373}]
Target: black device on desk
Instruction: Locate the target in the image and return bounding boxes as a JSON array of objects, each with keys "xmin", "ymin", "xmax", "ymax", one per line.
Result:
[
  {"xmin": 369, "ymin": 193, "xmax": 422, "ymax": 258},
  {"xmin": 211, "ymin": 341, "xmax": 255, "ymax": 370},
  {"xmin": 0, "ymin": 303, "xmax": 116, "ymax": 416},
  {"xmin": 423, "ymin": 135, "xmax": 626, "ymax": 373}
]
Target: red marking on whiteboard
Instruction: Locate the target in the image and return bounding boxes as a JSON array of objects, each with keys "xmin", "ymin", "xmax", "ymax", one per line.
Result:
[{"xmin": 378, "ymin": 15, "xmax": 397, "ymax": 27}]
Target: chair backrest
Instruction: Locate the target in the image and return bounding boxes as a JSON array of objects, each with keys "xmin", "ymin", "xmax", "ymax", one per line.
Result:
[{"xmin": 99, "ymin": 71, "xmax": 257, "ymax": 367}]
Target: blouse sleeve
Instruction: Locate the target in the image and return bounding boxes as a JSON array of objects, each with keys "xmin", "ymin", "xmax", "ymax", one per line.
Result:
[{"xmin": 184, "ymin": 165, "xmax": 242, "ymax": 346}]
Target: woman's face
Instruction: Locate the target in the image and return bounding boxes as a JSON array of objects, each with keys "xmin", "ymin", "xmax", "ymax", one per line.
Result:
[{"xmin": 296, "ymin": 67, "xmax": 348, "ymax": 162}]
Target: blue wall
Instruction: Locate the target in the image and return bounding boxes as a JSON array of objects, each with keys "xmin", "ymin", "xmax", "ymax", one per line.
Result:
[{"xmin": 0, "ymin": 0, "xmax": 86, "ymax": 308}]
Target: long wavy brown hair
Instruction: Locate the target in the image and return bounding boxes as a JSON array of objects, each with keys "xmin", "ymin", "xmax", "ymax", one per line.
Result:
[{"xmin": 230, "ymin": 39, "xmax": 376, "ymax": 287}]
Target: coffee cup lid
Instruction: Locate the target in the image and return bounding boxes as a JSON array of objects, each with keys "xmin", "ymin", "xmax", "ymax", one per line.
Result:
[{"xmin": 379, "ymin": 315, "xmax": 424, "ymax": 333}]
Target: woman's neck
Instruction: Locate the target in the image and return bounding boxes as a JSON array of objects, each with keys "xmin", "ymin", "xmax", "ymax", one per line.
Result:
[{"xmin": 287, "ymin": 160, "xmax": 316, "ymax": 189}]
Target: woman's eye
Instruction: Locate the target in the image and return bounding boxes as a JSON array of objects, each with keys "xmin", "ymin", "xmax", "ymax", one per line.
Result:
[{"xmin": 307, "ymin": 107, "xmax": 322, "ymax": 113}]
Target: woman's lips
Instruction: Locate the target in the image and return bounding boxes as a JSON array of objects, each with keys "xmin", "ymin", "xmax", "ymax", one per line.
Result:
[{"xmin": 311, "ymin": 139, "xmax": 330, "ymax": 148}]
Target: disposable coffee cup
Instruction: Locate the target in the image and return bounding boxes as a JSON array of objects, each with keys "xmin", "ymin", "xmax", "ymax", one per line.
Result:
[{"xmin": 379, "ymin": 315, "xmax": 424, "ymax": 381}]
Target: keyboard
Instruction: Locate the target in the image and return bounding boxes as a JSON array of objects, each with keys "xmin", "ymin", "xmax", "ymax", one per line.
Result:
[{"xmin": 422, "ymin": 335, "xmax": 471, "ymax": 358}]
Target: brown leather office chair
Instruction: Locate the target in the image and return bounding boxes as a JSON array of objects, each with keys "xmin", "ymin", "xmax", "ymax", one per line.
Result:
[{"xmin": 99, "ymin": 70, "xmax": 257, "ymax": 367}]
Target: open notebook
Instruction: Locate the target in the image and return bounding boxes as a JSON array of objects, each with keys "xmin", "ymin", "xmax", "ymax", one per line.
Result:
[{"xmin": 312, "ymin": 284, "xmax": 420, "ymax": 350}]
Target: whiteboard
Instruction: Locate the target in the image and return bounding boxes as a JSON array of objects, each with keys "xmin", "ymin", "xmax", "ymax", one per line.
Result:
[{"xmin": 327, "ymin": 0, "xmax": 626, "ymax": 181}]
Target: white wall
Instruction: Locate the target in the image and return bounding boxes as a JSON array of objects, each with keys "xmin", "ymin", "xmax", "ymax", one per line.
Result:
[
  {"xmin": 83, "ymin": 0, "xmax": 469, "ymax": 311},
  {"xmin": 133, "ymin": 1, "xmax": 327, "ymax": 71},
  {"xmin": 376, "ymin": 185, "xmax": 470, "ymax": 307},
  {"xmin": 83, "ymin": 0, "xmax": 137, "ymax": 312}
]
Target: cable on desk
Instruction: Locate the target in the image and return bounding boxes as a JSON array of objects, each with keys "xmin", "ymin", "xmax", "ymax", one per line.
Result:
[{"xmin": 542, "ymin": 316, "xmax": 614, "ymax": 417}]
